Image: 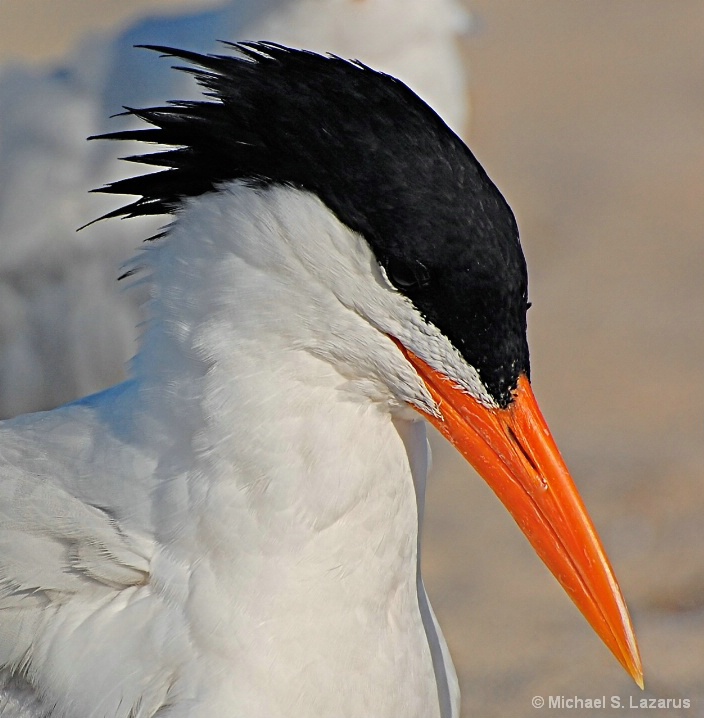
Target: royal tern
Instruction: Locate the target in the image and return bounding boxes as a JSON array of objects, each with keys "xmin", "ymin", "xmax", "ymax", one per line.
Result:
[{"xmin": 0, "ymin": 43, "xmax": 642, "ymax": 718}]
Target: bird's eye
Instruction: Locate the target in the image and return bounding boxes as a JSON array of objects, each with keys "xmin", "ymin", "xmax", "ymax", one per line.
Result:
[{"xmin": 385, "ymin": 259, "xmax": 431, "ymax": 290}]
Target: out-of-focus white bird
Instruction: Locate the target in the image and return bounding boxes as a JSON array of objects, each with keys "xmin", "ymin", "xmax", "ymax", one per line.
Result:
[{"xmin": 0, "ymin": 43, "xmax": 641, "ymax": 718}]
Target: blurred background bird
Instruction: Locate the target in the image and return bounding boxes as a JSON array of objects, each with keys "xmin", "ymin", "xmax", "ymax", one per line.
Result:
[{"xmin": 0, "ymin": 1, "xmax": 703, "ymax": 716}]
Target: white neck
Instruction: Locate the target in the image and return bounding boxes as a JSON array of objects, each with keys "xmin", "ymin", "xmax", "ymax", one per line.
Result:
[{"xmin": 125, "ymin": 184, "xmax": 456, "ymax": 717}]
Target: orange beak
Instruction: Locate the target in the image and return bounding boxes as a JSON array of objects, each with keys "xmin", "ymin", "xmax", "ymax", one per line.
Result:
[{"xmin": 399, "ymin": 344, "xmax": 643, "ymax": 688}]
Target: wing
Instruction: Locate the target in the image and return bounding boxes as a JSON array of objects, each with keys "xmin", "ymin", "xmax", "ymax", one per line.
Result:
[
  {"xmin": 0, "ymin": 469, "xmax": 149, "ymax": 608},
  {"xmin": 0, "ymin": 390, "xmax": 175, "ymax": 718},
  {"xmin": 0, "ymin": 451, "xmax": 153, "ymax": 711}
]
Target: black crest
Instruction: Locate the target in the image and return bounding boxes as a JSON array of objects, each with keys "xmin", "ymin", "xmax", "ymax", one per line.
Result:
[{"xmin": 95, "ymin": 42, "xmax": 530, "ymax": 406}]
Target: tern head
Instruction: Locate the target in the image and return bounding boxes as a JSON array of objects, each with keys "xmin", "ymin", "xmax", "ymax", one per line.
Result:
[{"xmin": 95, "ymin": 42, "xmax": 642, "ymax": 686}]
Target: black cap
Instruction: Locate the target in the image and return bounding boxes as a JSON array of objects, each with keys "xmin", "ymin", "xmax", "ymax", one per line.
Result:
[{"xmin": 94, "ymin": 42, "xmax": 530, "ymax": 407}]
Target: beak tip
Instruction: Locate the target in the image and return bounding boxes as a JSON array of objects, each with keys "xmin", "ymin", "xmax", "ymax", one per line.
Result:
[
  {"xmin": 628, "ymin": 660, "xmax": 645, "ymax": 690},
  {"xmin": 630, "ymin": 654, "xmax": 645, "ymax": 690}
]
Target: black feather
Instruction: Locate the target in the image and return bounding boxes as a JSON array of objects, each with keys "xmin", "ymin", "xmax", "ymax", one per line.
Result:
[{"xmin": 93, "ymin": 42, "xmax": 529, "ymax": 406}]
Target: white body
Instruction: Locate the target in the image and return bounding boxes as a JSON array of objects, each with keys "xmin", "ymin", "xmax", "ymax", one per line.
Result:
[{"xmin": 0, "ymin": 185, "xmax": 460, "ymax": 717}]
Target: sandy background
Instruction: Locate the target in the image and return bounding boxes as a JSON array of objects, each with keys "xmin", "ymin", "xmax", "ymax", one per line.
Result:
[{"xmin": 1, "ymin": 1, "xmax": 703, "ymax": 716}]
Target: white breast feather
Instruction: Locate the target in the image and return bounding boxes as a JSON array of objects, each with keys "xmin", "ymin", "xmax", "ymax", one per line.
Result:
[{"xmin": 0, "ymin": 183, "xmax": 461, "ymax": 718}]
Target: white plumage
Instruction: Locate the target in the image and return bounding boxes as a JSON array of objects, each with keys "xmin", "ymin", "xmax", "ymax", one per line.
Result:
[{"xmin": 0, "ymin": 186, "xmax": 461, "ymax": 717}]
